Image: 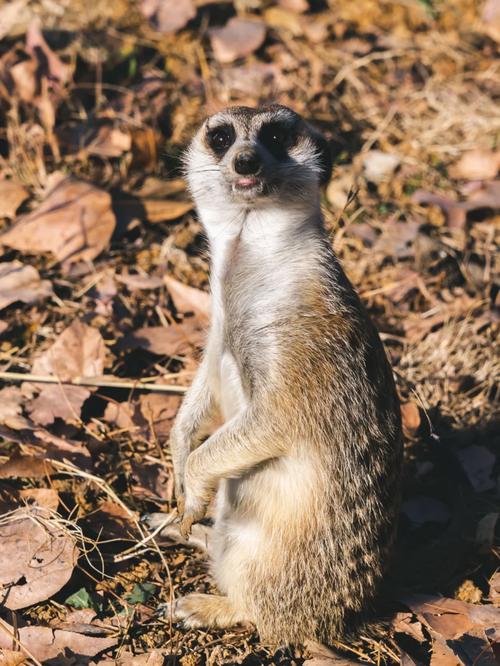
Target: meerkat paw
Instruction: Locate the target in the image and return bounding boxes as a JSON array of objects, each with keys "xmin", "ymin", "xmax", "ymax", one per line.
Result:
[{"xmin": 162, "ymin": 594, "xmax": 251, "ymax": 630}]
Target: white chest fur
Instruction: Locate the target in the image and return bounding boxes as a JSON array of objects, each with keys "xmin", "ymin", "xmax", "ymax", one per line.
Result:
[{"xmin": 219, "ymin": 351, "xmax": 247, "ymax": 420}]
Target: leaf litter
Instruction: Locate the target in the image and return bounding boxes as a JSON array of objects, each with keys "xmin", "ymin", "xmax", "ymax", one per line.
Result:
[{"xmin": 0, "ymin": 0, "xmax": 498, "ymax": 664}]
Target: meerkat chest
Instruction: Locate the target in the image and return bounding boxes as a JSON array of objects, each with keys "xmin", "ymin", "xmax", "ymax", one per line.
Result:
[{"xmin": 218, "ymin": 350, "xmax": 248, "ymax": 421}]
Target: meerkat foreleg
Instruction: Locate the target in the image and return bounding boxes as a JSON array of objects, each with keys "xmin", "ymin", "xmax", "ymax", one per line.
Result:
[
  {"xmin": 169, "ymin": 355, "xmax": 215, "ymax": 502},
  {"xmin": 179, "ymin": 407, "xmax": 283, "ymax": 536},
  {"xmin": 142, "ymin": 512, "xmax": 212, "ymax": 551}
]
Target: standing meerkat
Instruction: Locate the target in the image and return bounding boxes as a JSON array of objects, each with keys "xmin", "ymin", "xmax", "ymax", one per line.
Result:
[{"xmin": 160, "ymin": 104, "xmax": 403, "ymax": 646}]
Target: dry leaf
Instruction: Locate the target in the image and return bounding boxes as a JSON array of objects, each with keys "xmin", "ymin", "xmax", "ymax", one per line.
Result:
[
  {"xmin": 402, "ymin": 595, "xmax": 488, "ymax": 641},
  {"xmin": 0, "ymin": 261, "xmax": 52, "ymax": 310},
  {"xmin": 115, "ymin": 650, "xmax": 165, "ymax": 665},
  {"xmin": 140, "ymin": 392, "xmax": 181, "ymax": 437},
  {"xmin": 143, "ymin": 198, "xmax": 193, "ymax": 223},
  {"xmin": 141, "ymin": 0, "xmax": 196, "ymax": 33},
  {"xmin": 210, "ymin": 18, "xmax": 266, "ymax": 64},
  {"xmin": 278, "ymin": 0, "xmax": 308, "ymax": 13},
  {"xmin": 87, "ymin": 126, "xmax": 132, "ymax": 158},
  {"xmin": 26, "ymin": 21, "xmax": 69, "ymax": 85},
  {"xmin": 402, "ymin": 496, "xmax": 451, "ymax": 526},
  {"xmin": 482, "ymin": 0, "xmax": 500, "ymax": 43},
  {"xmin": 117, "ymin": 273, "xmax": 164, "ymax": 290},
  {"xmin": 456, "ymin": 445, "xmax": 495, "ymax": 492},
  {"xmin": 489, "ymin": 571, "xmax": 500, "ymax": 605},
  {"xmin": 449, "ymin": 150, "xmax": 500, "ymax": 181},
  {"xmin": 400, "ymin": 400, "xmax": 420, "ymax": 434},
  {"xmin": 412, "ymin": 182, "xmax": 500, "ymax": 230},
  {"xmin": 0, "ymin": 508, "xmax": 77, "ymax": 610},
  {"xmin": 0, "ymin": 386, "xmax": 31, "ymax": 430},
  {"xmin": 363, "ymin": 151, "xmax": 400, "ymax": 184},
  {"xmin": 130, "ymin": 459, "xmax": 172, "ymax": 503},
  {"xmin": 1, "ymin": 177, "xmax": 116, "ymax": 268},
  {"xmin": 9, "ymin": 59, "xmax": 37, "ymax": 103},
  {"xmin": 475, "ymin": 513, "xmax": 498, "ymax": 552},
  {"xmin": 164, "ymin": 275, "xmax": 210, "ymax": 322},
  {"xmin": 0, "ymin": 0, "xmax": 29, "ymax": 40},
  {"xmin": 30, "ymin": 319, "xmax": 106, "ymax": 383},
  {"xmin": 0, "ymin": 453, "xmax": 53, "ymax": 479},
  {"xmin": 0, "ymin": 180, "xmax": 29, "ymax": 218},
  {"xmin": 120, "ymin": 323, "xmax": 206, "ymax": 356},
  {"xmin": 0, "ymin": 622, "xmax": 117, "ymax": 663},
  {"xmin": 27, "ymin": 319, "xmax": 106, "ymax": 425},
  {"xmin": 0, "ymin": 649, "xmax": 27, "ymax": 665},
  {"xmin": 393, "ymin": 612, "xmax": 427, "ymax": 642}
]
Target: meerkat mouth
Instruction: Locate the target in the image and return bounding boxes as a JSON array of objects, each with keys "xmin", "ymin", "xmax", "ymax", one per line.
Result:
[{"xmin": 235, "ymin": 176, "xmax": 259, "ymax": 189}]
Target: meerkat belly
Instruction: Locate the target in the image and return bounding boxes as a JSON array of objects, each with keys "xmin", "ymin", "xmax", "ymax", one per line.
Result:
[{"xmin": 218, "ymin": 350, "xmax": 248, "ymax": 420}]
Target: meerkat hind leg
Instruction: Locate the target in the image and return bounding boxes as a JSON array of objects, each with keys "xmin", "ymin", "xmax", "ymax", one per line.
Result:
[{"xmin": 170, "ymin": 594, "xmax": 251, "ymax": 630}]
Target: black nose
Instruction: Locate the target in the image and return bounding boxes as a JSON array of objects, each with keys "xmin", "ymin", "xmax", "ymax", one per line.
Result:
[{"xmin": 234, "ymin": 151, "xmax": 261, "ymax": 175}]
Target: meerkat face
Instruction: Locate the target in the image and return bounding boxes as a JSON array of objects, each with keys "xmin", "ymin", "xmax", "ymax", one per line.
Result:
[{"xmin": 185, "ymin": 105, "xmax": 332, "ymax": 208}]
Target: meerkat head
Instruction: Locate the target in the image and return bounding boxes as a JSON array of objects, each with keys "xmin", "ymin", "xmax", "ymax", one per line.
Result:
[{"xmin": 185, "ymin": 105, "xmax": 332, "ymax": 210}]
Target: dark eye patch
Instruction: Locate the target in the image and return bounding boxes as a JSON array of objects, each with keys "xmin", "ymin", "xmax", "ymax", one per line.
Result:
[
  {"xmin": 258, "ymin": 122, "xmax": 295, "ymax": 159},
  {"xmin": 206, "ymin": 124, "xmax": 235, "ymax": 157}
]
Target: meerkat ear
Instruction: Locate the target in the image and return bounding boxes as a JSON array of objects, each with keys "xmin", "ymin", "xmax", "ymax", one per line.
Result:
[{"xmin": 311, "ymin": 130, "xmax": 333, "ymax": 186}]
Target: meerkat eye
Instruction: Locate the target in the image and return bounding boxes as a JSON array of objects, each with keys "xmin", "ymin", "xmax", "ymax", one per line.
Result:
[
  {"xmin": 258, "ymin": 122, "xmax": 293, "ymax": 159},
  {"xmin": 207, "ymin": 125, "xmax": 235, "ymax": 156}
]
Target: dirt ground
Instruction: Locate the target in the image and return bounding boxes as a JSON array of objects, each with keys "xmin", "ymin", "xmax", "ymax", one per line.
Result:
[{"xmin": 0, "ymin": 0, "xmax": 498, "ymax": 664}]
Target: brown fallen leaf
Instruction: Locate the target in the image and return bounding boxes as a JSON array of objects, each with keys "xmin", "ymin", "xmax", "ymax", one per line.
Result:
[
  {"xmin": 401, "ymin": 594, "xmax": 500, "ymax": 642},
  {"xmin": 104, "ymin": 400, "xmax": 142, "ymax": 431},
  {"xmin": 0, "ymin": 425, "xmax": 92, "ymax": 469},
  {"xmin": 488, "ymin": 571, "xmax": 500, "ymax": 605},
  {"xmin": 0, "ymin": 180, "xmax": 29, "ymax": 218},
  {"xmin": 130, "ymin": 459, "xmax": 172, "ymax": 503},
  {"xmin": 448, "ymin": 626, "xmax": 498, "ymax": 665},
  {"xmin": 401, "ymin": 496, "xmax": 451, "ymax": 526},
  {"xmin": 0, "ymin": 649, "xmax": 26, "ymax": 665},
  {"xmin": 210, "ymin": 18, "xmax": 266, "ymax": 64},
  {"xmin": 0, "ymin": 386, "xmax": 31, "ymax": 430},
  {"xmin": 27, "ymin": 319, "xmax": 106, "ymax": 425},
  {"xmin": 449, "ymin": 149, "xmax": 500, "ymax": 181},
  {"xmin": 120, "ymin": 323, "xmax": 206, "ymax": 357},
  {"xmin": 87, "ymin": 125, "xmax": 132, "ymax": 158},
  {"xmin": 140, "ymin": 392, "xmax": 181, "ymax": 438},
  {"xmin": 0, "ymin": 453, "xmax": 53, "ymax": 479},
  {"xmin": 0, "ymin": 0, "xmax": 30, "ymax": 41},
  {"xmin": 0, "ymin": 507, "xmax": 77, "ymax": 610},
  {"xmin": 278, "ymin": 0, "xmax": 308, "ymax": 12},
  {"xmin": 115, "ymin": 650, "xmax": 165, "ymax": 665},
  {"xmin": 164, "ymin": 275, "xmax": 210, "ymax": 322},
  {"xmin": 412, "ymin": 181, "xmax": 500, "ymax": 230},
  {"xmin": 0, "ymin": 261, "xmax": 52, "ymax": 310},
  {"xmin": 393, "ymin": 612, "xmax": 427, "ymax": 642},
  {"xmin": 141, "ymin": 0, "xmax": 196, "ymax": 33},
  {"xmin": 0, "ymin": 177, "xmax": 116, "ymax": 268},
  {"xmin": 142, "ymin": 198, "xmax": 193, "ymax": 223},
  {"xmin": 9, "ymin": 59, "xmax": 37, "ymax": 103},
  {"xmin": 482, "ymin": 0, "xmax": 500, "ymax": 43},
  {"xmin": 117, "ymin": 273, "xmax": 164, "ymax": 290},
  {"xmin": 81, "ymin": 500, "xmax": 139, "ymax": 541},
  {"xmin": 456, "ymin": 445, "xmax": 496, "ymax": 492},
  {"xmin": 429, "ymin": 634, "xmax": 463, "ymax": 666},
  {"xmin": 0, "ymin": 622, "xmax": 117, "ymax": 663},
  {"xmin": 26, "ymin": 20, "xmax": 70, "ymax": 85},
  {"xmin": 400, "ymin": 400, "xmax": 420, "ymax": 434}
]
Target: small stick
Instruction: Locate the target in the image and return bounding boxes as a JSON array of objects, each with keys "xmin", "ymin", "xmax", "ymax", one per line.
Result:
[{"xmin": 0, "ymin": 371, "xmax": 187, "ymax": 394}]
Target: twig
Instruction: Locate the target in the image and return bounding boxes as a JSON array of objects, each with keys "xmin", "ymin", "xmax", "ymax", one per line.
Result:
[{"xmin": 0, "ymin": 371, "xmax": 187, "ymax": 394}]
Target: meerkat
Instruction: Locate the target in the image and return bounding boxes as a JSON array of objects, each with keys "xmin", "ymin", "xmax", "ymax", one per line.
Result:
[{"xmin": 156, "ymin": 104, "xmax": 403, "ymax": 646}]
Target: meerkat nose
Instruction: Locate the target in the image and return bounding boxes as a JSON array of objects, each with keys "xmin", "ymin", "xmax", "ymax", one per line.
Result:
[{"xmin": 234, "ymin": 150, "xmax": 261, "ymax": 176}]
